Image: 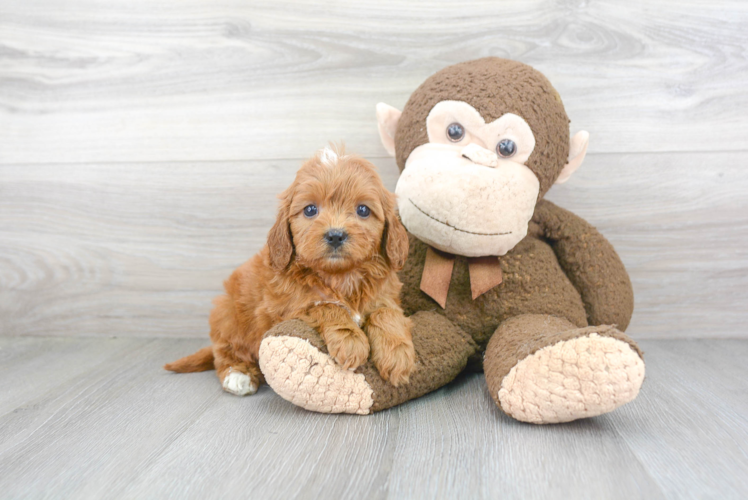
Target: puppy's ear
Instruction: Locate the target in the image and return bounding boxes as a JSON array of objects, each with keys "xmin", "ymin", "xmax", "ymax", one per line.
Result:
[
  {"xmin": 268, "ymin": 188, "xmax": 294, "ymax": 270},
  {"xmin": 381, "ymin": 192, "xmax": 409, "ymax": 271}
]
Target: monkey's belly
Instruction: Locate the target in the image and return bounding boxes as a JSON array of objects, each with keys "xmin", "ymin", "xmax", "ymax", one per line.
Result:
[{"xmin": 400, "ymin": 236, "xmax": 588, "ymax": 351}]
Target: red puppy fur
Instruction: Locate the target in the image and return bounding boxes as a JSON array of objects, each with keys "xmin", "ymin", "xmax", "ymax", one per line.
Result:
[{"xmin": 165, "ymin": 146, "xmax": 414, "ymax": 395}]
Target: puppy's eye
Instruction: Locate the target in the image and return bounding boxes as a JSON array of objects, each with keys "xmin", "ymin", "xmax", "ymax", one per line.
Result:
[
  {"xmin": 356, "ymin": 205, "xmax": 371, "ymax": 218},
  {"xmin": 496, "ymin": 138, "xmax": 517, "ymax": 158},
  {"xmin": 446, "ymin": 123, "xmax": 465, "ymax": 142},
  {"xmin": 303, "ymin": 205, "xmax": 318, "ymax": 218}
]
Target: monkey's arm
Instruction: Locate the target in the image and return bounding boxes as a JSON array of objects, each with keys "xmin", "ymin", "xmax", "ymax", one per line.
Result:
[{"xmin": 531, "ymin": 199, "xmax": 634, "ymax": 330}]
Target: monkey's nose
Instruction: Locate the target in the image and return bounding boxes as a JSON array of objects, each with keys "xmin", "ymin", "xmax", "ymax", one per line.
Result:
[
  {"xmin": 324, "ymin": 229, "xmax": 348, "ymax": 249},
  {"xmin": 461, "ymin": 143, "xmax": 498, "ymax": 168}
]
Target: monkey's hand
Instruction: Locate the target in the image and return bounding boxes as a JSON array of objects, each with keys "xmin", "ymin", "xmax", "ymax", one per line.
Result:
[
  {"xmin": 258, "ymin": 312, "xmax": 477, "ymax": 415},
  {"xmin": 532, "ymin": 199, "xmax": 634, "ymax": 330}
]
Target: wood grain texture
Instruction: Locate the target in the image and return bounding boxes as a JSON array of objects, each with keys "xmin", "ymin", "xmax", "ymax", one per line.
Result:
[
  {"xmin": 608, "ymin": 340, "xmax": 748, "ymax": 498},
  {"xmin": 2, "ymin": 152, "xmax": 745, "ymax": 339},
  {"xmin": 0, "ymin": 336, "xmax": 148, "ymax": 415},
  {"xmin": 1, "ymin": 0, "xmax": 747, "ymax": 164},
  {"xmin": 0, "ymin": 337, "xmax": 746, "ymax": 499}
]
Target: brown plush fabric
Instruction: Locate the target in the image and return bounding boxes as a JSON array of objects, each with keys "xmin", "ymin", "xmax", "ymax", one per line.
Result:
[
  {"xmin": 263, "ymin": 312, "xmax": 477, "ymax": 413},
  {"xmin": 397, "ymin": 198, "xmax": 635, "ymax": 367},
  {"xmin": 400, "ymin": 233, "xmax": 590, "ymax": 363},
  {"xmin": 264, "ymin": 319, "xmax": 329, "ymax": 353},
  {"xmin": 532, "ymin": 200, "xmax": 635, "ymax": 330},
  {"xmin": 483, "ymin": 314, "xmax": 643, "ymax": 412},
  {"xmin": 361, "ymin": 311, "xmax": 477, "ymax": 412},
  {"xmin": 395, "ymin": 57, "xmax": 570, "ymax": 197}
]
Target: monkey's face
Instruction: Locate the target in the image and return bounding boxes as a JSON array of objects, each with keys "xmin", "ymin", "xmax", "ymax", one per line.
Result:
[
  {"xmin": 376, "ymin": 58, "xmax": 589, "ymax": 258},
  {"xmin": 394, "ymin": 101, "xmax": 540, "ymax": 257}
]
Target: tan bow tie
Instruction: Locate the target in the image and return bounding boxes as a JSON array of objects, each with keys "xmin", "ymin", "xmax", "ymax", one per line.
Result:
[{"xmin": 419, "ymin": 247, "xmax": 503, "ymax": 309}]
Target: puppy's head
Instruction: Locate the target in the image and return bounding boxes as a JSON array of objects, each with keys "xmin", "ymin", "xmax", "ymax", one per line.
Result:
[{"xmin": 268, "ymin": 145, "xmax": 408, "ymax": 274}]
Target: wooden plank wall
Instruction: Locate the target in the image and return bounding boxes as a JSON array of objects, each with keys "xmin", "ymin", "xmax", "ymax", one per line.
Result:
[{"xmin": 1, "ymin": 0, "xmax": 747, "ymax": 339}]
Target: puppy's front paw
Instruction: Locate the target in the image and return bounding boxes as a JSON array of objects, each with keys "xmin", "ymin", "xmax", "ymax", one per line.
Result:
[
  {"xmin": 373, "ymin": 340, "xmax": 415, "ymax": 387},
  {"xmin": 324, "ymin": 327, "xmax": 370, "ymax": 371},
  {"xmin": 222, "ymin": 369, "xmax": 258, "ymax": 396}
]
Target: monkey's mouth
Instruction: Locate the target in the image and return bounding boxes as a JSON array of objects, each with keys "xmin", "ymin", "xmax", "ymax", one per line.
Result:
[{"xmin": 408, "ymin": 199, "xmax": 511, "ymax": 237}]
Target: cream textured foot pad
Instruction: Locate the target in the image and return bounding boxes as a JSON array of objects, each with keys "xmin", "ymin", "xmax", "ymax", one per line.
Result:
[
  {"xmin": 498, "ymin": 333, "xmax": 645, "ymax": 424},
  {"xmin": 259, "ymin": 336, "xmax": 374, "ymax": 415}
]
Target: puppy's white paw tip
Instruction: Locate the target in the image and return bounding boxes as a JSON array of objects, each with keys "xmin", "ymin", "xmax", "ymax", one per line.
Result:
[{"xmin": 222, "ymin": 370, "xmax": 257, "ymax": 396}]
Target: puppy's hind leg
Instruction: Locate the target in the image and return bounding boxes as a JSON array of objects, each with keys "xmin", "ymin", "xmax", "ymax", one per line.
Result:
[
  {"xmin": 209, "ymin": 292, "xmax": 265, "ymax": 396},
  {"xmin": 213, "ymin": 345, "xmax": 264, "ymax": 396},
  {"xmin": 222, "ymin": 366, "xmax": 260, "ymax": 396}
]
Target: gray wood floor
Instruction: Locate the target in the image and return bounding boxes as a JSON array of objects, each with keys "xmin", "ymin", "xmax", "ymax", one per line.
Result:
[
  {"xmin": 0, "ymin": 337, "xmax": 745, "ymax": 500},
  {"xmin": 2, "ymin": 0, "xmax": 748, "ymax": 498}
]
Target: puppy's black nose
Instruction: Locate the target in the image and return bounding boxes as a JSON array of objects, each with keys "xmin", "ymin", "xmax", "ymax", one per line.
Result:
[{"xmin": 324, "ymin": 229, "xmax": 348, "ymax": 249}]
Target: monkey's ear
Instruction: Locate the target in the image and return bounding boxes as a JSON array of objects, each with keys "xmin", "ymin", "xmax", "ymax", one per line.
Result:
[
  {"xmin": 267, "ymin": 189, "xmax": 294, "ymax": 270},
  {"xmin": 376, "ymin": 103, "xmax": 402, "ymax": 157},
  {"xmin": 556, "ymin": 131, "xmax": 589, "ymax": 184}
]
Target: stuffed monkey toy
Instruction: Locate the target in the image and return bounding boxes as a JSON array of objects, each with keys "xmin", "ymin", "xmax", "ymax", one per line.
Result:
[{"xmin": 257, "ymin": 58, "xmax": 645, "ymax": 424}]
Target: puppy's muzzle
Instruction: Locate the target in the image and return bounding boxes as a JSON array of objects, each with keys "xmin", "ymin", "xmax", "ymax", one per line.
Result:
[{"xmin": 324, "ymin": 229, "xmax": 348, "ymax": 250}]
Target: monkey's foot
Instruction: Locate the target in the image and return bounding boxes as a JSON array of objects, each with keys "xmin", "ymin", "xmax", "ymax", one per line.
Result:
[
  {"xmin": 258, "ymin": 313, "xmax": 477, "ymax": 414},
  {"xmin": 485, "ymin": 316, "xmax": 645, "ymax": 424}
]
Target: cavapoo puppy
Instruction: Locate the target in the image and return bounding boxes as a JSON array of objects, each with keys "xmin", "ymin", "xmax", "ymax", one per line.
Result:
[{"xmin": 165, "ymin": 146, "xmax": 415, "ymax": 395}]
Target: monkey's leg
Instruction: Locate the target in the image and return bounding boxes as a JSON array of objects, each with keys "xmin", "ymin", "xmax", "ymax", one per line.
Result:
[
  {"xmin": 258, "ymin": 311, "xmax": 477, "ymax": 414},
  {"xmin": 484, "ymin": 314, "xmax": 645, "ymax": 424}
]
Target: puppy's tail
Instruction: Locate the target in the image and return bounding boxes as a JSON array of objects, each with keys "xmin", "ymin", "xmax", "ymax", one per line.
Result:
[{"xmin": 164, "ymin": 346, "xmax": 214, "ymax": 373}]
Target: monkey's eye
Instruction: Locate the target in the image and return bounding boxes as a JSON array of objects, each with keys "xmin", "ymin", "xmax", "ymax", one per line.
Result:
[
  {"xmin": 446, "ymin": 123, "xmax": 465, "ymax": 142},
  {"xmin": 303, "ymin": 205, "xmax": 318, "ymax": 218},
  {"xmin": 356, "ymin": 205, "xmax": 371, "ymax": 218},
  {"xmin": 496, "ymin": 138, "xmax": 517, "ymax": 158}
]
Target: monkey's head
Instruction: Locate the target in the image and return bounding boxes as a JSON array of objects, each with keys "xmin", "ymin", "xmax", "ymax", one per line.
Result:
[{"xmin": 377, "ymin": 58, "xmax": 589, "ymax": 257}]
